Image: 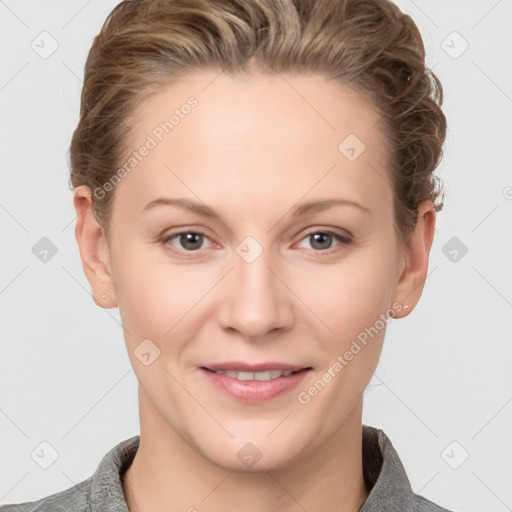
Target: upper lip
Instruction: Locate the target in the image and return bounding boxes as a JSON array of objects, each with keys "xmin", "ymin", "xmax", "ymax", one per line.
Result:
[{"xmin": 201, "ymin": 362, "xmax": 311, "ymax": 372}]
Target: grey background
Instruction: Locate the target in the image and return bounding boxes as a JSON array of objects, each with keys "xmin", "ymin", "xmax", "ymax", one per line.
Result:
[{"xmin": 1, "ymin": 1, "xmax": 511, "ymax": 511}]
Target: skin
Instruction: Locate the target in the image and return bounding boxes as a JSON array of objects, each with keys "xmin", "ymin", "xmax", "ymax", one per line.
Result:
[{"xmin": 74, "ymin": 69, "xmax": 435, "ymax": 512}]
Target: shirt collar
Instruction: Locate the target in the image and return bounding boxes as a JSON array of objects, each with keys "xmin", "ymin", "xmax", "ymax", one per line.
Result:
[
  {"xmin": 89, "ymin": 425, "xmax": 417, "ymax": 512},
  {"xmin": 359, "ymin": 425, "xmax": 416, "ymax": 511}
]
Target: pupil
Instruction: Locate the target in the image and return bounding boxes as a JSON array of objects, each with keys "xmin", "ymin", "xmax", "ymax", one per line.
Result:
[
  {"xmin": 311, "ymin": 232, "xmax": 332, "ymax": 250},
  {"xmin": 181, "ymin": 233, "xmax": 202, "ymax": 250}
]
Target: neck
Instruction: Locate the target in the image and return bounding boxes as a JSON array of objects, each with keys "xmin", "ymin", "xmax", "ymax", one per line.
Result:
[{"xmin": 123, "ymin": 394, "xmax": 370, "ymax": 512}]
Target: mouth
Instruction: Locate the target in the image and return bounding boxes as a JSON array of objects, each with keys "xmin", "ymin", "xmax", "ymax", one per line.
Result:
[
  {"xmin": 201, "ymin": 367, "xmax": 310, "ymax": 381},
  {"xmin": 199, "ymin": 362, "xmax": 312, "ymax": 403}
]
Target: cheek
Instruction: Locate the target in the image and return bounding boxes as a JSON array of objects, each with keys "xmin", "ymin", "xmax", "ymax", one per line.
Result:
[
  {"xmin": 111, "ymin": 244, "xmax": 209, "ymax": 344},
  {"xmin": 114, "ymin": 244, "xmax": 230, "ymax": 364},
  {"xmin": 294, "ymin": 251, "xmax": 397, "ymax": 353},
  {"xmin": 112, "ymin": 231, "xmax": 398, "ymax": 359}
]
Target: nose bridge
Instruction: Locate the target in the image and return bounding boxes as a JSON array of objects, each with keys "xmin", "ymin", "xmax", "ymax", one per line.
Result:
[{"xmin": 218, "ymin": 236, "xmax": 293, "ymax": 340}]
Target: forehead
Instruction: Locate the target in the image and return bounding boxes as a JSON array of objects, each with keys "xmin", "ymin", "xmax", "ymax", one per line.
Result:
[{"xmin": 114, "ymin": 70, "xmax": 392, "ymax": 219}]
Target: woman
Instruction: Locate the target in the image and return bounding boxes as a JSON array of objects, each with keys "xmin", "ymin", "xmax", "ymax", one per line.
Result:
[{"xmin": 1, "ymin": 0, "xmax": 452, "ymax": 510}]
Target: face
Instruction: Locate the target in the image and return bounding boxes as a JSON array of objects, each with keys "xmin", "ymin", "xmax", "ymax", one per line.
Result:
[{"xmin": 93, "ymin": 70, "xmax": 410, "ymax": 470}]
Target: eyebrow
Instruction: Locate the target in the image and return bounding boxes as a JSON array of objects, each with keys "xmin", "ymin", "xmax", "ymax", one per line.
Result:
[{"xmin": 141, "ymin": 197, "xmax": 370, "ymax": 218}]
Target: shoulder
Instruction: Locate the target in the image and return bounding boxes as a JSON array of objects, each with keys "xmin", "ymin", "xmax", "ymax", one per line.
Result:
[
  {"xmin": 415, "ymin": 494, "xmax": 457, "ymax": 512},
  {"xmin": 0, "ymin": 435, "xmax": 139, "ymax": 512},
  {"xmin": 0, "ymin": 477, "xmax": 92, "ymax": 512}
]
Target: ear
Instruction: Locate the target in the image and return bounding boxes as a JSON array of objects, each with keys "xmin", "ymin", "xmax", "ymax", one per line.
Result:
[
  {"xmin": 391, "ymin": 200, "xmax": 436, "ymax": 319},
  {"xmin": 73, "ymin": 185, "xmax": 117, "ymax": 309}
]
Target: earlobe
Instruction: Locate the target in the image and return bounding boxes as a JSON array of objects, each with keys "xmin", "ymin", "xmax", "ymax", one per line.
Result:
[
  {"xmin": 391, "ymin": 200, "xmax": 436, "ymax": 319},
  {"xmin": 73, "ymin": 185, "xmax": 117, "ymax": 309}
]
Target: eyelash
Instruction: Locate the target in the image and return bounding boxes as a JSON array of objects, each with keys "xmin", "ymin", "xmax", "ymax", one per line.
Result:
[{"xmin": 159, "ymin": 228, "xmax": 353, "ymax": 255}]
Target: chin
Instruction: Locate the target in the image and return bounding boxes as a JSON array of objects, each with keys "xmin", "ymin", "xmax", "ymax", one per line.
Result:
[
  {"xmin": 209, "ymin": 451, "xmax": 298, "ymax": 473},
  {"xmin": 197, "ymin": 433, "xmax": 306, "ymax": 473}
]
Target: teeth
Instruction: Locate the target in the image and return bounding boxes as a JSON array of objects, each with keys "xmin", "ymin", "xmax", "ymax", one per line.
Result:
[{"xmin": 215, "ymin": 369, "xmax": 294, "ymax": 380}]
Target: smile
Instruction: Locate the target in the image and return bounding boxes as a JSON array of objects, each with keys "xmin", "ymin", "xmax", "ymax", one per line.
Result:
[
  {"xmin": 200, "ymin": 366, "xmax": 312, "ymax": 403},
  {"xmin": 209, "ymin": 369, "xmax": 296, "ymax": 380}
]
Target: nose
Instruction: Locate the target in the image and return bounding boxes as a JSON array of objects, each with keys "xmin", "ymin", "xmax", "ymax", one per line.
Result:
[{"xmin": 217, "ymin": 245, "xmax": 295, "ymax": 342}]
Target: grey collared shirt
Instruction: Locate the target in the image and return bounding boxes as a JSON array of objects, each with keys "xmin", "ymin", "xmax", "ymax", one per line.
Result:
[{"xmin": 0, "ymin": 425, "xmax": 454, "ymax": 512}]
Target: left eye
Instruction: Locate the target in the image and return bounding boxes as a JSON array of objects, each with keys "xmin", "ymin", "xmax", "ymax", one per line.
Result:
[{"xmin": 296, "ymin": 231, "xmax": 350, "ymax": 252}]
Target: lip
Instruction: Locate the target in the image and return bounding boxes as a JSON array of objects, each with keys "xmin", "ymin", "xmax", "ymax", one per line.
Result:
[
  {"xmin": 202, "ymin": 361, "xmax": 308, "ymax": 372},
  {"xmin": 199, "ymin": 363, "xmax": 312, "ymax": 404}
]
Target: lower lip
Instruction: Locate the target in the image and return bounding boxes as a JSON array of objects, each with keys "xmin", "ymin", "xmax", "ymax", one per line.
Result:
[{"xmin": 200, "ymin": 368, "xmax": 311, "ymax": 403}]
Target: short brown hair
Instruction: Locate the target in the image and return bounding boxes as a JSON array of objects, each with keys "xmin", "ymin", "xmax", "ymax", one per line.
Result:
[{"xmin": 69, "ymin": 0, "xmax": 446, "ymax": 241}]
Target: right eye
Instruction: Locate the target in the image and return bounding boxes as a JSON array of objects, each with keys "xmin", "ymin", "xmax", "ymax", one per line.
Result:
[{"xmin": 160, "ymin": 230, "xmax": 215, "ymax": 252}]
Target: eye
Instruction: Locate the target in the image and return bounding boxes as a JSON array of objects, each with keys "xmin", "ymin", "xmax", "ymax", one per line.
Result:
[
  {"xmin": 296, "ymin": 230, "xmax": 352, "ymax": 252},
  {"xmin": 161, "ymin": 230, "xmax": 214, "ymax": 252},
  {"xmin": 160, "ymin": 228, "xmax": 352, "ymax": 255}
]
